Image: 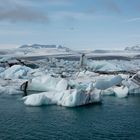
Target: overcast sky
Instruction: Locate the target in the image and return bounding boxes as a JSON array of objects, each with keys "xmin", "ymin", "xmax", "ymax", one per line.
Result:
[{"xmin": 0, "ymin": 0, "xmax": 140, "ymax": 49}]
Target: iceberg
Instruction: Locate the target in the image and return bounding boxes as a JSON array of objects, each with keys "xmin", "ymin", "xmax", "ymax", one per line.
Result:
[
  {"xmin": 114, "ymin": 86, "xmax": 128, "ymax": 98},
  {"xmin": 22, "ymin": 82, "xmax": 101, "ymax": 107},
  {"xmin": 23, "ymin": 92, "xmax": 55, "ymax": 106},
  {"xmin": 0, "ymin": 53, "xmax": 139, "ymax": 108},
  {"xmin": 0, "ymin": 65, "xmax": 32, "ymax": 79},
  {"xmin": 86, "ymin": 60, "xmax": 122, "ymax": 71},
  {"xmin": 121, "ymin": 72, "xmax": 140, "ymax": 94},
  {"xmin": 95, "ymin": 75, "xmax": 123, "ymax": 90},
  {"xmin": 26, "ymin": 75, "xmax": 61, "ymax": 92}
]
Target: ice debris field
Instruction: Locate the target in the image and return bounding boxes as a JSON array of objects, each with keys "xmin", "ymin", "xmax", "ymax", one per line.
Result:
[{"xmin": 0, "ymin": 54, "xmax": 140, "ymax": 107}]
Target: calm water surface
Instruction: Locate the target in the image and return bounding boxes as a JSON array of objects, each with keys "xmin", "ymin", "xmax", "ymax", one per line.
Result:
[{"xmin": 0, "ymin": 95, "xmax": 140, "ymax": 140}]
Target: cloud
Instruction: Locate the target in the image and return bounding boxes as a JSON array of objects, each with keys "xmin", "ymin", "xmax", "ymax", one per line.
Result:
[
  {"xmin": 45, "ymin": 0, "xmax": 72, "ymax": 5},
  {"xmin": 126, "ymin": 17, "xmax": 140, "ymax": 22},
  {"xmin": 51, "ymin": 11, "xmax": 95, "ymax": 21},
  {"xmin": 0, "ymin": 0, "xmax": 48, "ymax": 23},
  {"xmin": 0, "ymin": 43, "xmax": 19, "ymax": 49},
  {"xmin": 89, "ymin": 0, "xmax": 121, "ymax": 14},
  {"xmin": 23, "ymin": 0, "xmax": 72, "ymax": 6},
  {"xmin": 105, "ymin": 0, "xmax": 121, "ymax": 14}
]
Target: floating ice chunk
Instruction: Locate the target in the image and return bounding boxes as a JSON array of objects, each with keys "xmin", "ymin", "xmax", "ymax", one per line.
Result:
[
  {"xmin": 23, "ymin": 93, "xmax": 48, "ymax": 106},
  {"xmin": 110, "ymin": 75, "xmax": 123, "ymax": 86},
  {"xmin": 23, "ymin": 91, "xmax": 57, "ymax": 106},
  {"xmin": 86, "ymin": 60, "xmax": 121, "ymax": 71},
  {"xmin": 114, "ymin": 86, "xmax": 128, "ymax": 98},
  {"xmin": 23, "ymin": 82, "xmax": 101, "ymax": 107},
  {"xmin": 0, "ymin": 65, "xmax": 32, "ymax": 79},
  {"xmin": 87, "ymin": 61, "xmax": 106, "ymax": 71},
  {"xmin": 99, "ymin": 62, "xmax": 121, "ymax": 71},
  {"xmin": 95, "ymin": 75, "xmax": 123, "ymax": 90},
  {"xmin": 121, "ymin": 76, "xmax": 140, "ymax": 94},
  {"xmin": 95, "ymin": 80, "xmax": 111, "ymax": 90},
  {"xmin": 27, "ymin": 75, "xmax": 61, "ymax": 92},
  {"xmin": 126, "ymin": 79, "xmax": 140, "ymax": 94},
  {"xmin": 26, "ymin": 75, "xmax": 76, "ymax": 92}
]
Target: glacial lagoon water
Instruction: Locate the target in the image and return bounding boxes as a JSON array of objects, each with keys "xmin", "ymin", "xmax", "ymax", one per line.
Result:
[{"xmin": 0, "ymin": 95, "xmax": 140, "ymax": 140}]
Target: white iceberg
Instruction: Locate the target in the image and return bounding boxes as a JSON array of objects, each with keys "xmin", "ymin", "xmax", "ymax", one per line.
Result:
[
  {"xmin": 26, "ymin": 75, "xmax": 61, "ymax": 92},
  {"xmin": 86, "ymin": 60, "xmax": 122, "ymax": 71},
  {"xmin": 0, "ymin": 65, "xmax": 32, "ymax": 79},
  {"xmin": 23, "ymin": 92, "xmax": 55, "ymax": 106},
  {"xmin": 22, "ymin": 82, "xmax": 101, "ymax": 107},
  {"xmin": 95, "ymin": 75, "xmax": 123, "ymax": 90},
  {"xmin": 114, "ymin": 86, "xmax": 128, "ymax": 98}
]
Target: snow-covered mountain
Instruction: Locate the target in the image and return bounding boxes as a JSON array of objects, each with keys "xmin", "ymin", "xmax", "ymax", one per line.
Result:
[
  {"xmin": 125, "ymin": 45, "xmax": 140, "ymax": 51},
  {"xmin": 19, "ymin": 44, "xmax": 72, "ymax": 54},
  {"xmin": 0, "ymin": 44, "xmax": 74, "ymax": 59},
  {"xmin": 19, "ymin": 44, "xmax": 70, "ymax": 50},
  {"xmin": 20, "ymin": 44, "xmax": 57, "ymax": 49}
]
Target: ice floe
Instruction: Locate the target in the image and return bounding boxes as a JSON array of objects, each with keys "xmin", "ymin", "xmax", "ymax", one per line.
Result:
[
  {"xmin": 23, "ymin": 82, "xmax": 101, "ymax": 107},
  {"xmin": 114, "ymin": 86, "xmax": 128, "ymax": 98},
  {"xmin": 0, "ymin": 54, "xmax": 140, "ymax": 108},
  {"xmin": 0, "ymin": 65, "xmax": 32, "ymax": 79}
]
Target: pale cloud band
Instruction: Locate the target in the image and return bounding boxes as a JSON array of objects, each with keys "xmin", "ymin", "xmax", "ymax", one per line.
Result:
[
  {"xmin": 126, "ymin": 17, "xmax": 140, "ymax": 22},
  {"xmin": 0, "ymin": 0, "xmax": 122, "ymax": 23},
  {"xmin": 0, "ymin": 0, "xmax": 48, "ymax": 23}
]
